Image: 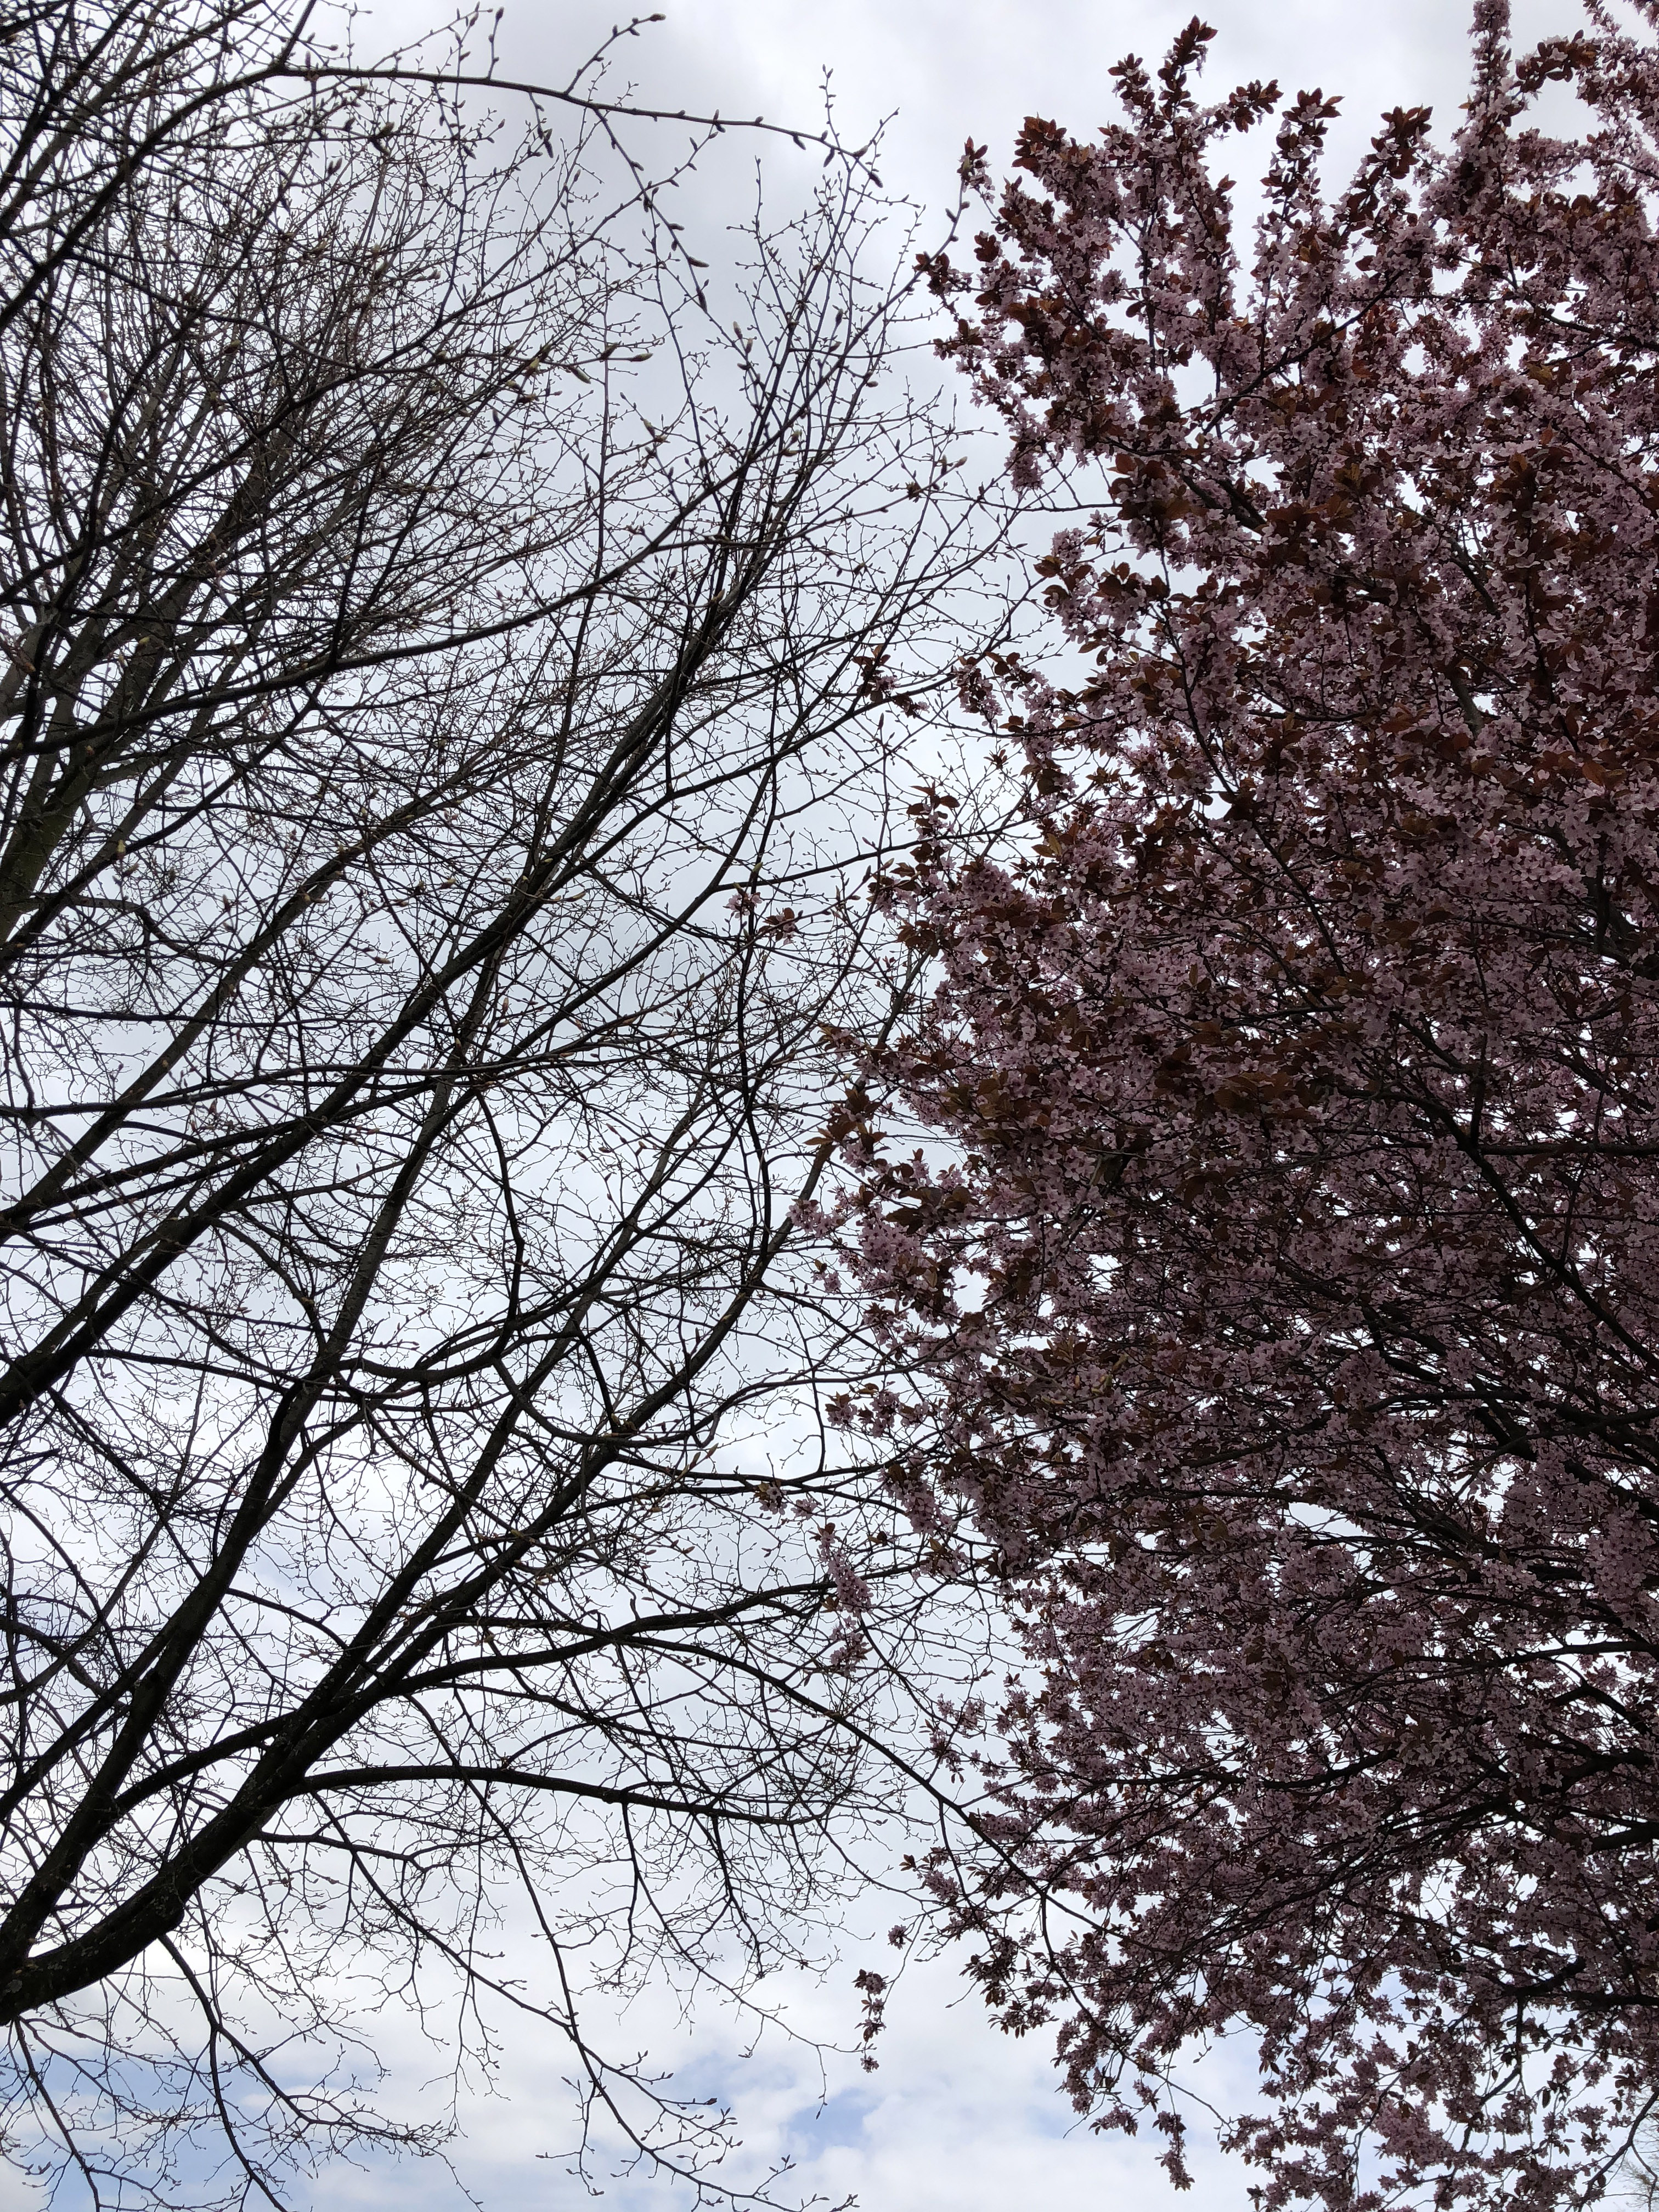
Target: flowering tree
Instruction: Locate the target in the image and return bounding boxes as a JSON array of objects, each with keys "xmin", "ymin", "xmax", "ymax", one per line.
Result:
[{"xmin": 843, "ymin": 7, "xmax": 1659, "ymax": 2207}]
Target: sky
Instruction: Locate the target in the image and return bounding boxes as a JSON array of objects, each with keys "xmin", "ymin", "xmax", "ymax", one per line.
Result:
[
  {"xmin": 483, "ymin": 0, "xmax": 1496, "ymax": 218},
  {"xmin": 148, "ymin": 2, "xmax": 1571, "ymax": 2209},
  {"xmin": 473, "ymin": 0, "xmax": 1582, "ymax": 235}
]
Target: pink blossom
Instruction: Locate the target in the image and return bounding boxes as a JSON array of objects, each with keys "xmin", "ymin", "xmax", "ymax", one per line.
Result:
[{"xmin": 854, "ymin": 8, "xmax": 1659, "ymax": 2205}]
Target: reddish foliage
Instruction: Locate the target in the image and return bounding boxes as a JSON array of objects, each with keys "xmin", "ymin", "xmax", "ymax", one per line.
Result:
[{"xmin": 847, "ymin": 6, "xmax": 1659, "ymax": 2205}]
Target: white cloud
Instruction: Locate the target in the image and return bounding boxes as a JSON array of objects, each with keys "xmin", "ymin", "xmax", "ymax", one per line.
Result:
[{"xmin": 317, "ymin": 1939, "xmax": 1266, "ymax": 2212}]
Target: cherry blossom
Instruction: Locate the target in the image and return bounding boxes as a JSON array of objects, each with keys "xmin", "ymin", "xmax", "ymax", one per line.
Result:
[{"xmin": 844, "ymin": 8, "xmax": 1659, "ymax": 2205}]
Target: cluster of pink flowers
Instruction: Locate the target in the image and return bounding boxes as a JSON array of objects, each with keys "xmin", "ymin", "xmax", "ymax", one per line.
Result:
[{"xmin": 844, "ymin": 7, "xmax": 1659, "ymax": 2205}]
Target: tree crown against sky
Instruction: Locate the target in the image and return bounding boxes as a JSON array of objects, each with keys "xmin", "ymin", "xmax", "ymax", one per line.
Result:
[
  {"xmin": 0, "ymin": 3, "xmax": 1014, "ymax": 2203},
  {"xmin": 18, "ymin": 0, "xmax": 1659, "ymax": 2206},
  {"xmin": 838, "ymin": 4, "xmax": 1659, "ymax": 2208}
]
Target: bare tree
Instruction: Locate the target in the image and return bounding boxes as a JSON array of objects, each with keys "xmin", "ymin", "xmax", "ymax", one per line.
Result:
[{"xmin": 0, "ymin": 3, "xmax": 991, "ymax": 2200}]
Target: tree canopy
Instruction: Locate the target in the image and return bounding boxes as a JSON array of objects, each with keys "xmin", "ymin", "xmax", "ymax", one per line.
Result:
[
  {"xmin": 0, "ymin": 3, "xmax": 994, "ymax": 2200},
  {"xmin": 13, "ymin": 0, "xmax": 1659, "ymax": 2206},
  {"xmin": 844, "ymin": 6, "xmax": 1659, "ymax": 2207}
]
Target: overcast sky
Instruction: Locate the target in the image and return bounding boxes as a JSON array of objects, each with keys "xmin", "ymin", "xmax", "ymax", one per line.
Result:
[
  {"xmin": 486, "ymin": 0, "xmax": 1506, "ymax": 216},
  {"xmin": 286, "ymin": 3, "xmax": 1568, "ymax": 2209}
]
